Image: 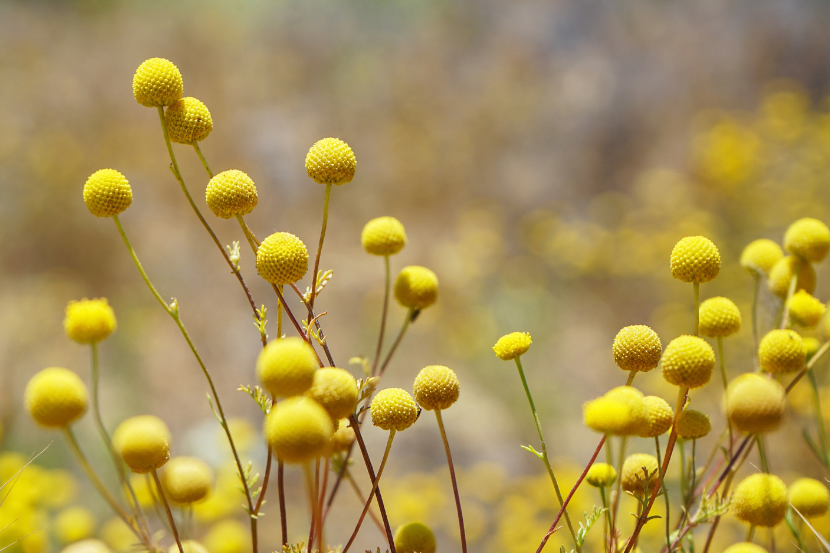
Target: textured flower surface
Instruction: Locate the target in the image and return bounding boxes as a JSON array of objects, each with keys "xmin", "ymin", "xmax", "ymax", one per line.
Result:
[
  {"xmin": 362, "ymin": 216, "xmax": 407, "ymax": 256},
  {"xmin": 789, "ymin": 478, "xmax": 830, "ymax": 518},
  {"xmin": 256, "ymin": 232, "xmax": 309, "ymax": 285},
  {"xmin": 165, "ymin": 97, "xmax": 213, "ymax": 144},
  {"xmin": 83, "ymin": 169, "xmax": 132, "ymax": 218},
  {"xmin": 395, "ymin": 266, "xmax": 439, "ymax": 310},
  {"xmin": 740, "ymin": 238, "xmax": 783, "ymax": 275},
  {"xmin": 612, "ymin": 325, "xmax": 662, "ymax": 372},
  {"xmin": 661, "ymin": 335, "xmax": 715, "ymax": 388},
  {"xmin": 371, "ymin": 388, "xmax": 419, "ymax": 431},
  {"xmin": 493, "ymin": 332, "xmax": 532, "ymax": 360},
  {"xmin": 64, "ymin": 298, "xmax": 116, "ymax": 343},
  {"xmin": 670, "ymin": 236, "xmax": 721, "ymax": 283},
  {"xmin": 206, "ymin": 169, "xmax": 258, "ymax": 219},
  {"xmin": 758, "ymin": 329, "xmax": 805, "ymax": 374},
  {"xmin": 25, "ymin": 367, "xmax": 88, "ymax": 428},
  {"xmin": 726, "ymin": 373, "xmax": 787, "ymax": 433},
  {"xmin": 698, "ymin": 296, "xmax": 741, "ymax": 337},
  {"xmin": 784, "ymin": 217, "xmax": 830, "ymax": 262},
  {"xmin": 133, "ymin": 57, "xmax": 183, "ymax": 107},
  {"xmin": 257, "ymin": 337, "xmax": 318, "ymax": 398},
  {"xmin": 113, "ymin": 415, "xmax": 171, "ymax": 474},
  {"xmin": 413, "ymin": 365, "xmax": 460, "ymax": 410},
  {"xmin": 732, "ymin": 473, "xmax": 788, "ymax": 527},
  {"xmin": 305, "ymin": 137, "xmax": 356, "ymax": 185},
  {"xmin": 264, "ymin": 397, "xmax": 333, "ymax": 464}
]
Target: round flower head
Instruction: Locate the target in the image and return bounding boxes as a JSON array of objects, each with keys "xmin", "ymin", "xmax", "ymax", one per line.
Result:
[
  {"xmin": 64, "ymin": 298, "xmax": 116, "ymax": 343},
  {"xmin": 804, "ymin": 337, "xmax": 821, "ymax": 361},
  {"xmin": 698, "ymin": 297, "xmax": 741, "ymax": 338},
  {"xmin": 741, "ymin": 239, "xmax": 784, "ymax": 275},
  {"xmin": 54, "ymin": 506, "xmax": 95, "ymax": 544},
  {"xmin": 583, "ymin": 386, "xmax": 647, "ymax": 436},
  {"xmin": 161, "ymin": 457, "xmax": 213, "ymax": 504},
  {"xmin": 256, "ymin": 337, "xmax": 318, "ymax": 398},
  {"xmin": 206, "ymin": 170, "xmax": 258, "ymax": 219},
  {"xmin": 113, "ymin": 415, "xmax": 171, "ymax": 474},
  {"xmin": 264, "ymin": 396, "xmax": 333, "ymax": 464},
  {"xmin": 330, "ymin": 419, "xmax": 355, "ymax": 454},
  {"xmin": 132, "ymin": 58, "xmax": 183, "ymax": 108},
  {"xmin": 586, "ymin": 463, "xmax": 617, "ymax": 488},
  {"xmin": 670, "ymin": 236, "xmax": 721, "ymax": 283},
  {"xmin": 675, "ymin": 409, "xmax": 711, "ymax": 440},
  {"xmin": 394, "ymin": 522, "xmax": 436, "ymax": 553},
  {"xmin": 371, "ymin": 388, "xmax": 419, "ymax": 432},
  {"xmin": 395, "ymin": 266, "xmax": 439, "ymax": 310},
  {"xmin": 25, "ymin": 367, "xmax": 88, "ymax": 428},
  {"xmin": 788, "ymin": 478, "xmax": 830, "ymax": 518},
  {"xmin": 732, "ymin": 473, "xmax": 788, "ymax": 527},
  {"xmin": 768, "ymin": 256, "xmax": 816, "ymax": 297},
  {"xmin": 362, "ymin": 216, "xmax": 407, "ymax": 256},
  {"xmin": 661, "ymin": 335, "xmax": 715, "ymax": 389},
  {"xmin": 165, "ymin": 97, "xmax": 212, "ymax": 144},
  {"xmin": 722, "ymin": 544, "xmax": 769, "ymax": 553},
  {"xmin": 621, "ymin": 453, "xmax": 660, "ymax": 496},
  {"xmin": 305, "ymin": 137, "xmax": 356, "ymax": 186},
  {"xmin": 413, "ymin": 365, "xmax": 460, "ymax": 410},
  {"xmin": 83, "ymin": 169, "xmax": 132, "ymax": 218},
  {"xmin": 612, "ymin": 325, "xmax": 662, "ymax": 372},
  {"xmin": 786, "ymin": 290, "xmax": 825, "ymax": 329},
  {"xmin": 62, "ymin": 539, "xmax": 113, "ymax": 553},
  {"xmin": 305, "ymin": 368, "xmax": 358, "ymax": 421},
  {"xmin": 758, "ymin": 329, "xmax": 805, "ymax": 374},
  {"xmin": 256, "ymin": 232, "xmax": 309, "ymax": 285},
  {"xmin": 639, "ymin": 396, "xmax": 674, "ymax": 438},
  {"xmin": 784, "ymin": 217, "xmax": 830, "ymax": 263},
  {"xmin": 493, "ymin": 332, "xmax": 532, "ymax": 361},
  {"xmin": 726, "ymin": 373, "xmax": 787, "ymax": 433}
]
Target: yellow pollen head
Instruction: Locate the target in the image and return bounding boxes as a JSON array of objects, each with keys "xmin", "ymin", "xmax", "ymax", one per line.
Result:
[
  {"xmin": 784, "ymin": 217, "xmax": 830, "ymax": 263},
  {"xmin": 305, "ymin": 137, "xmax": 356, "ymax": 186},
  {"xmin": 161, "ymin": 457, "xmax": 213, "ymax": 505},
  {"xmin": 329, "ymin": 418, "xmax": 355, "ymax": 454},
  {"xmin": 741, "ymin": 239, "xmax": 784, "ymax": 275},
  {"xmin": 670, "ymin": 236, "xmax": 721, "ymax": 283},
  {"xmin": 371, "ymin": 388, "xmax": 419, "ymax": 432},
  {"xmin": 394, "ymin": 522, "xmax": 436, "ymax": 553},
  {"xmin": 205, "ymin": 170, "xmax": 258, "ymax": 219},
  {"xmin": 621, "ymin": 453, "xmax": 660, "ymax": 497},
  {"xmin": 585, "ymin": 463, "xmax": 617, "ymax": 488},
  {"xmin": 25, "ymin": 367, "xmax": 88, "ymax": 428},
  {"xmin": 786, "ymin": 290, "xmax": 825, "ymax": 329},
  {"xmin": 132, "ymin": 58, "xmax": 183, "ymax": 108},
  {"xmin": 64, "ymin": 298, "xmax": 116, "ymax": 343},
  {"xmin": 256, "ymin": 232, "xmax": 309, "ymax": 285},
  {"xmin": 804, "ymin": 337, "xmax": 821, "ymax": 361},
  {"xmin": 788, "ymin": 478, "xmax": 830, "ymax": 518},
  {"xmin": 726, "ymin": 373, "xmax": 787, "ymax": 434},
  {"xmin": 583, "ymin": 386, "xmax": 647, "ymax": 436},
  {"xmin": 758, "ymin": 329, "xmax": 805, "ymax": 374},
  {"xmin": 732, "ymin": 473, "xmax": 788, "ymax": 527},
  {"xmin": 264, "ymin": 396, "xmax": 333, "ymax": 464},
  {"xmin": 612, "ymin": 325, "xmax": 662, "ymax": 372},
  {"xmin": 256, "ymin": 337, "xmax": 318, "ymax": 398},
  {"xmin": 493, "ymin": 332, "xmax": 532, "ymax": 361},
  {"xmin": 639, "ymin": 396, "xmax": 674, "ymax": 438},
  {"xmin": 83, "ymin": 169, "xmax": 132, "ymax": 218},
  {"xmin": 165, "ymin": 97, "xmax": 213, "ymax": 144},
  {"xmin": 413, "ymin": 365, "xmax": 460, "ymax": 411},
  {"xmin": 395, "ymin": 266, "xmax": 439, "ymax": 310},
  {"xmin": 722, "ymin": 544, "xmax": 769, "ymax": 553},
  {"xmin": 768, "ymin": 256, "xmax": 816, "ymax": 297},
  {"xmin": 661, "ymin": 335, "xmax": 715, "ymax": 389},
  {"xmin": 675, "ymin": 409, "xmax": 711, "ymax": 440},
  {"xmin": 305, "ymin": 368, "xmax": 358, "ymax": 421},
  {"xmin": 698, "ymin": 297, "xmax": 741, "ymax": 338},
  {"xmin": 361, "ymin": 216, "xmax": 407, "ymax": 256},
  {"xmin": 113, "ymin": 415, "xmax": 171, "ymax": 474}
]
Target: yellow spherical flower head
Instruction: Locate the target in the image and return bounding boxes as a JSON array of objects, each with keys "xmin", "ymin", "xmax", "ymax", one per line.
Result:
[
  {"xmin": 168, "ymin": 541, "xmax": 208, "ymax": 553},
  {"xmin": 413, "ymin": 365, "xmax": 460, "ymax": 411},
  {"xmin": 675, "ymin": 409, "xmax": 711, "ymax": 440},
  {"xmin": 305, "ymin": 368, "xmax": 358, "ymax": 421},
  {"xmin": 83, "ymin": 169, "xmax": 132, "ymax": 218},
  {"xmin": 256, "ymin": 337, "xmax": 318, "ymax": 398},
  {"xmin": 61, "ymin": 539, "xmax": 113, "ymax": 553},
  {"xmin": 132, "ymin": 58, "xmax": 183, "ymax": 108},
  {"xmin": 768, "ymin": 256, "xmax": 816, "ymax": 297},
  {"xmin": 25, "ymin": 367, "xmax": 88, "ymax": 428},
  {"xmin": 612, "ymin": 325, "xmax": 662, "ymax": 372},
  {"xmin": 165, "ymin": 97, "xmax": 212, "ymax": 144},
  {"xmin": 661, "ymin": 335, "xmax": 715, "ymax": 389},
  {"xmin": 584, "ymin": 386, "xmax": 647, "ymax": 436},
  {"xmin": 371, "ymin": 388, "xmax": 419, "ymax": 432},
  {"xmin": 330, "ymin": 418, "xmax": 355, "ymax": 454},
  {"xmin": 804, "ymin": 337, "xmax": 821, "ymax": 361},
  {"xmin": 787, "ymin": 290, "xmax": 826, "ymax": 329},
  {"xmin": 785, "ymin": 217, "xmax": 830, "ymax": 263},
  {"xmin": 789, "ymin": 478, "xmax": 830, "ymax": 518},
  {"xmin": 732, "ymin": 473, "xmax": 788, "ymax": 527},
  {"xmin": 741, "ymin": 238, "xmax": 784, "ymax": 275},
  {"xmin": 203, "ymin": 520, "xmax": 249, "ymax": 553},
  {"xmin": 759, "ymin": 329, "xmax": 805, "ymax": 374},
  {"xmin": 621, "ymin": 453, "xmax": 660, "ymax": 497},
  {"xmin": 585, "ymin": 463, "xmax": 617, "ymax": 488},
  {"xmin": 64, "ymin": 298, "xmax": 116, "ymax": 344},
  {"xmin": 305, "ymin": 137, "xmax": 356, "ymax": 185},
  {"xmin": 395, "ymin": 266, "xmax": 439, "ymax": 310},
  {"xmin": 264, "ymin": 396, "xmax": 333, "ymax": 464},
  {"xmin": 256, "ymin": 232, "xmax": 309, "ymax": 285},
  {"xmin": 54, "ymin": 506, "xmax": 96, "ymax": 544},
  {"xmin": 161, "ymin": 457, "xmax": 213, "ymax": 505},
  {"xmin": 722, "ymin": 544, "xmax": 769, "ymax": 553},
  {"xmin": 394, "ymin": 522, "xmax": 436, "ymax": 553},
  {"xmin": 205, "ymin": 170, "xmax": 258, "ymax": 219},
  {"xmin": 493, "ymin": 332, "xmax": 532, "ymax": 361},
  {"xmin": 670, "ymin": 236, "xmax": 721, "ymax": 283},
  {"xmin": 639, "ymin": 396, "xmax": 674, "ymax": 438},
  {"xmin": 698, "ymin": 297, "xmax": 741, "ymax": 338},
  {"xmin": 726, "ymin": 373, "xmax": 787, "ymax": 434},
  {"xmin": 362, "ymin": 216, "xmax": 407, "ymax": 256},
  {"xmin": 113, "ymin": 415, "xmax": 171, "ymax": 474}
]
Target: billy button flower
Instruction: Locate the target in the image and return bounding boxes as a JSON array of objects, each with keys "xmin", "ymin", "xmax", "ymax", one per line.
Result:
[
  {"xmin": 675, "ymin": 409, "xmax": 711, "ymax": 440},
  {"xmin": 758, "ymin": 329, "xmax": 805, "ymax": 374},
  {"xmin": 264, "ymin": 396, "xmax": 333, "ymax": 464},
  {"xmin": 620, "ymin": 453, "xmax": 660, "ymax": 497},
  {"xmin": 362, "ymin": 216, "xmax": 407, "ymax": 257},
  {"xmin": 732, "ymin": 473, "xmax": 788, "ymax": 528},
  {"xmin": 612, "ymin": 325, "xmax": 662, "ymax": 377},
  {"xmin": 256, "ymin": 232, "xmax": 309, "ymax": 286},
  {"xmin": 661, "ymin": 335, "xmax": 715, "ymax": 389},
  {"xmin": 161, "ymin": 457, "xmax": 213, "ymax": 505},
  {"xmin": 784, "ymin": 217, "xmax": 830, "ymax": 263},
  {"xmin": 394, "ymin": 522, "xmax": 436, "ymax": 553},
  {"xmin": 83, "ymin": 169, "xmax": 132, "ymax": 218},
  {"xmin": 493, "ymin": 332, "xmax": 532, "ymax": 361},
  {"xmin": 726, "ymin": 373, "xmax": 787, "ymax": 434},
  {"xmin": 395, "ymin": 266, "xmax": 439, "ymax": 311},
  {"xmin": 788, "ymin": 478, "xmax": 830, "ymax": 518},
  {"xmin": 64, "ymin": 299, "xmax": 116, "ymax": 344},
  {"xmin": 25, "ymin": 367, "xmax": 88, "ymax": 428},
  {"xmin": 586, "ymin": 463, "xmax": 617, "ymax": 488},
  {"xmin": 723, "ymin": 544, "xmax": 769, "ymax": 553},
  {"xmin": 305, "ymin": 368, "xmax": 359, "ymax": 421},
  {"xmin": 741, "ymin": 239, "xmax": 783, "ymax": 275},
  {"xmin": 205, "ymin": 170, "xmax": 257, "ymax": 220},
  {"xmin": 583, "ymin": 386, "xmax": 648, "ymax": 436},
  {"xmin": 329, "ymin": 419, "xmax": 355, "ymax": 454},
  {"xmin": 670, "ymin": 236, "xmax": 721, "ymax": 284},
  {"xmin": 768, "ymin": 256, "xmax": 816, "ymax": 297},
  {"xmin": 132, "ymin": 58, "xmax": 183, "ymax": 108},
  {"xmin": 165, "ymin": 98, "xmax": 213, "ymax": 145},
  {"xmin": 786, "ymin": 290, "xmax": 826, "ymax": 329},
  {"xmin": 256, "ymin": 337, "xmax": 319, "ymax": 398},
  {"xmin": 698, "ymin": 297, "xmax": 741, "ymax": 338},
  {"xmin": 639, "ymin": 396, "xmax": 673, "ymax": 438}
]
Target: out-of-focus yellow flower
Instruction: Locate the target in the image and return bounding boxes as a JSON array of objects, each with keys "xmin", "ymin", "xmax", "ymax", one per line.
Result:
[{"xmin": 54, "ymin": 506, "xmax": 96, "ymax": 544}]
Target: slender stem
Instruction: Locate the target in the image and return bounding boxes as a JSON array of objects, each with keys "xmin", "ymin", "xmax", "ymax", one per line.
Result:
[
  {"xmin": 255, "ymin": 446, "xmax": 273, "ymax": 514},
  {"xmin": 342, "ymin": 431, "xmax": 396, "ymax": 553},
  {"xmin": 277, "ymin": 285, "xmax": 283, "ymax": 339},
  {"xmin": 779, "ymin": 273, "xmax": 798, "ymax": 330},
  {"xmin": 808, "ymin": 368, "xmax": 830, "ymax": 466},
  {"xmin": 678, "ymin": 440, "xmax": 686, "ymax": 514},
  {"xmin": 278, "ymin": 461, "xmax": 287, "ymax": 547},
  {"xmin": 718, "ymin": 337, "xmax": 734, "ymax": 461},
  {"xmin": 599, "ymin": 487, "xmax": 612, "ymax": 552},
  {"xmin": 152, "ymin": 470, "xmax": 184, "ymax": 553},
  {"xmin": 377, "ymin": 309, "xmax": 414, "ymax": 376},
  {"xmin": 305, "ymin": 463, "xmax": 317, "ymax": 553},
  {"xmin": 654, "ymin": 436, "xmax": 670, "ymax": 549},
  {"xmin": 752, "ymin": 274, "xmax": 760, "ymax": 370},
  {"xmin": 435, "ymin": 410, "xmax": 467, "ymax": 553},
  {"xmin": 756, "ymin": 435, "xmax": 770, "ymax": 473},
  {"xmin": 344, "ymin": 468, "xmax": 387, "ymax": 534},
  {"xmin": 271, "ymin": 283, "xmax": 318, "ymax": 357},
  {"xmin": 610, "ymin": 436, "xmax": 627, "ymax": 553},
  {"xmin": 310, "ymin": 183, "xmax": 333, "ymax": 311},
  {"xmin": 193, "ymin": 142, "xmax": 213, "ymax": 178},
  {"xmin": 693, "ymin": 281, "xmax": 700, "ymax": 336},
  {"xmin": 236, "ymin": 215, "xmax": 260, "ymax": 255},
  {"xmin": 289, "ymin": 283, "xmax": 336, "ymax": 367},
  {"xmin": 372, "ymin": 256, "xmax": 392, "ymax": 376},
  {"xmin": 316, "ymin": 456, "xmax": 330, "ymax": 552},
  {"xmin": 747, "ymin": 524, "xmax": 755, "ymax": 542},
  {"xmin": 514, "ymin": 356, "xmax": 580, "ymax": 552}
]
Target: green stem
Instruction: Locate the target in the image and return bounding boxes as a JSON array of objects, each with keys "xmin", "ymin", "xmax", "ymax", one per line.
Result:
[
  {"xmin": 610, "ymin": 436, "xmax": 627, "ymax": 553},
  {"xmin": 372, "ymin": 255, "xmax": 392, "ymax": 376},
  {"xmin": 747, "ymin": 524, "xmax": 755, "ymax": 542},
  {"xmin": 717, "ymin": 337, "xmax": 734, "ymax": 461},
  {"xmin": 514, "ymin": 356, "xmax": 580, "ymax": 552},
  {"xmin": 377, "ymin": 309, "xmax": 414, "ymax": 377},
  {"xmin": 310, "ymin": 183, "xmax": 333, "ymax": 311},
  {"xmin": 654, "ymin": 436, "xmax": 670, "ymax": 549},
  {"xmin": 600, "ymin": 486, "xmax": 612, "ymax": 551},
  {"xmin": 679, "ymin": 439, "xmax": 686, "ymax": 512},
  {"xmin": 756, "ymin": 435, "xmax": 770, "ymax": 473},
  {"xmin": 152, "ymin": 469, "xmax": 184, "ymax": 553},
  {"xmin": 193, "ymin": 142, "xmax": 213, "ymax": 178},
  {"xmin": 236, "ymin": 214, "xmax": 260, "ymax": 255},
  {"xmin": 435, "ymin": 410, "xmax": 467, "ymax": 553}
]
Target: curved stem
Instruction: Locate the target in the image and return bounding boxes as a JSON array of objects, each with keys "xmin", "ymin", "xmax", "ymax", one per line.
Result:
[
  {"xmin": 152, "ymin": 469, "xmax": 184, "ymax": 553},
  {"xmin": 372, "ymin": 256, "xmax": 391, "ymax": 375},
  {"xmin": 255, "ymin": 446, "xmax": 273, "ymax": 514},
  {"xmin": 435, "ymin": 409, "xmax": 467, "ymax": 553},
  {"xmin": 310, "ymin": 183, "xmax": 333, "ymax": 311},
  {"xmin": 377, "ymin": 309, "xmax": 415, "ymax": 377},
  {"xmin": 756, "ymin": 435, "xmax": 770, "ymax": 473},
  {"xmin": 236, "ymin": 214, "xmax": 260, "ymax": 255},
  {"xmin": 655, "ymin": 436, "xmax": 670, "ymax": 549},
  {"xmin": 193, "ymin": 142, "xmax": 213, "ymax": 178},
  {"xmin": 344, "ymin": 467, "xmax": 387, "ymax": 534}
]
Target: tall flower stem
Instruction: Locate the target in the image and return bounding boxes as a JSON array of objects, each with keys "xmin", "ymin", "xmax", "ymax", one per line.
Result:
[
  {"xmin": 152, "ymin": 469, "xmax": 184, "ymax": 553},
  {"xmin": 655, "ymin": 436, "xmax": 670, "ymax": 548},
  {"xmin": 344, "ymin": 468, "xmax": 386, "ymax": 534},
  {"xmin": 599, "ymin": 486, "xmax": 612, "ymax": 550},
  {"xmin": 808, "ymin": 368, "xmax": 830, "ymax": 466},
  {"xmin": 609, "ymin": 436, "xmax": 627, "ymax": 553},
  {"xmin": 310, "ymin": 183, "xmax": 333, "ymax": 312},
  {"xmin": 514, "ymin": 356, "xmax": 579, "ymax": 552},
  {"xmin": 435, "ymin": 409, "xmax": 467, "ymax": 553},
  {"xmin": 756, "ymin": 435, "xmax": 770, "ymax": 473},
  {"xmin": 372, "ymin": 256, "xmax": 391, "ymax": 375},
  {"xmin": 377, "ymin": 309, "xmax": 415, "ymax": 376},
  {"xmin": 278, "ymin": 461, "xmax": 287, "ymax": 547},
  {"xmin": 718, "ymin": 337, "xmax": 734, "ymax": 460}
]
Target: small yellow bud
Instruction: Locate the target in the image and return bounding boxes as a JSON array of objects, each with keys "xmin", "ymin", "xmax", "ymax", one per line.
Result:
[
  {"xmin": 722, "ymin": 543, "xmax": 769, "ymax": 553},
  {"xmin": 305, "ymin": 137, "xmax": 356, "ymax": 186},
  {"xmin": 132, "ymin": 58, "xmax": 183, "ymax": 108},
  {"xmin": 203, "ymin": 520, "xmax": 249, "ymax": 553},
  {"xmin": 362, "ymin": 216, "xmax": 407, "ymax": 256},
  {"xmin": 264, "ymin": 396, "xmax": 333, "ymax": 464},
  {"xmin": 25, "ymin": 367, "xmax": 88, "ymax": 428},
  {"xmin": 621, "ymin": 453, "xmax": 660, "ymax": 496},
  {"xmin": 413, "ymin": 365, "xmax": 460, "ymax": 411},
  {"xmin": 162, "ymin": 457, "xmax": 213, "ymax": 505},
  {"xmin": 789, "ymin": 478, "xmax": 830, "ymax": 518},
  {"xmin": 64, "ymin": 298, "xmax": 116, "ymax": 344},
  {"xmin": 493, "ymin": 332, "xmax": 532, "ymax": 361},
  {"xmin": 330, "ymin": 419, "xmax": 355, "ymax": 454},
  {"xmin": 395, "ymin": 266, "xmax": 438, "ymax": 310},
  {"xmin": 256, "ymin": 232, "xmax": 309, "ymax": 285},
  {"xmin": 305, "ymin": 368, "xmax": 359, "ymax": 421},
  {"xmin": 639, "ymin": 396, "xmax": 674, "ymax": 438},
  {"xmin": 741, "ymin": 239, "xmax": 783, "ymax": 275},
  {"xmin": 675, "ymin": 409, "xmax": 711, "ymax": 440},
  {"xmin": 83, "ymin": 169, "xmax": 132, "ymax": 218},
  {"xmin": 670, "ymin": 236, "xmax": 721, "ymax": 283},
  {"xmin": 256, "ymin": 337, "xmax": 318, "ymax": 398},
  {"xmin": 787, "ymin": 290, "xmax": 825, "ymax": 329},
  {"xmin": 585, "ymin": 463, "xmax": 617, "ymax": 488},
  {"xmin": 698, "ymin": 297, "xmax": 741, "ymax": 338},
  {"xmin": 205, "ymin": 170, "xmax": 258, "ymax": 219},
  {"xmin": 113, "ymin": 415, "xmax": 171, "ymax": 474},
  {"xmin": 784, "ymin": 217, "xmax": 830, "ymax": 263},
  {"xmin": 612, "ymin": 325, "xmax": 662, "ymax": 372},
  {"xmin": 371, "ymin": 388, "xmax": 419, "ymax": 432},
  {"xmin": 54, "ymin": 506, "xmax": 96, "ymax": 544},
  {"xmin": 584, "ymin": 386, "xmax": 647, "ymax": 436},
  {"xmin": 768, "ymin": 256, "xmax": 816, "ymax": 297},
  {"xmin": 165, "ymin": 97, "xmax": 212, "ymax": 144},
  {"xmin": 394, "ymin": 522, "xmax": 436, "ymax": 553},
  {"xmin": 726, "ymin": 373, "xmax": 787, "ymax": 434},
  {"xmin": 661, "ymin": 335, "xmax": 715, "ymax": 389},
  {"xmin": 732, "ymin": 473, "xmax": 788, "ymax": 527},
  {"xmin": 758, "ymin": 329, "xmax": 805, "ymax": 374}
]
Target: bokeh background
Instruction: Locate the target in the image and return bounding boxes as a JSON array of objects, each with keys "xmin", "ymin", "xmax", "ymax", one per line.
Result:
[{"xmin": 3, "ymin": 0, "xmax": 830, "ymax": 551}]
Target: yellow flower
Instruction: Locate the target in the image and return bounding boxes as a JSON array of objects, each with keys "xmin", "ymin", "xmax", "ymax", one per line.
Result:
[
  {"xmin": 205, "ymin": 170, "xmax": 257, "ymax": 219},
  {"xmin": 112, "ymin": 415, "xmax": 171, "ymax": 474},
  {"xmin": 395, "ymin": 266, "xmax": 439, "ymax": 310},
  {"xmin": 493, "ymin": 332, "xmax": 532, "ymax": 361},
  {"xmin": 25, "ymin": 367, "xmax": 88, "ymax": 428},
  {"xmin": 264, "ymin": 396, "xmax": 333, "ymax": 464},
  {"xmin": 54, "ymin": 506, "xmax": 96, "ymax": 544},
  {"xmin": 585, "ymin": 463, "xmax": 617, "ymax": 488},
  {"xmin": 698, "ymin": 297, "xmax": 741, "ymax": 338},
  {"xmin": 726, "ymin": 373, "xmax": 787, "ymax": 434},
  {"xmin": 732, "ymin": 473, "xmax": 788, "ymax": 527},
  {"xmin": 661, "ymin": 335, "xmax": 715, "ymax": 389},
  {"xmin": 256, "ymin": 337, "xmax": 318, "ymax": 398},
  {"xmin": 758, "ymin": 329, "xmax": 805, "ymax": 374},
  {"xmin": 670, "ymin": 236, "xmax": 720, "ymax": 283},
  {"xmin": 740, "ymin": 239, "xmax": 783, "ymax": 275},
  {"xmin": 132, "ymin": 58, "xmax": 183, "ymax": 108},
  {"xmin": 675, "ymin": 409, "xmax": 711, "ymax": 439},
  {"xmin": 583, "ymin": 386, "xmax": 647, "ymax": 436},
  {"xmin": 83, "ymin": 169, "xmax": 132, "ymax": 218},
  {"xmin": 203, "ymin": 520, "xmax": 249, "ymax": 553},
  {"xmin": 621, "ymin": 453, "xmax": 660, "ymax": 497},
  {"xmin": 305, "ymin": 368, "xmax": 359, "ymax": 420},
  {"xmin": 362, "ymin": 216, "xmax": 407, "ymax": 256},
  {"xmin": 61, "ymin": 539, "xmax": 112, "ymax": 553},
  {"xmin": 161, "ymin": 457, "xmax": 213, "ymax": 505},
  {"xmin": 329, "ymin": 419, "xmax": 355, "ymax": 454},
  {"xmin": 612, "ymin": 325, "xmax": 662, "ymax": 372},
  {"xmin": 371, "ymin": 388, "xmax": 419, "ymax": 431},
  {"xmin": 165, "ymin": 97, "xmax": 212, "ymax": 144},
  {"xmin": 305, "ymin": 137, "xmax": 356, "ymax": 185},
  {"xmin": 639, "ymin": 396, "xmax": 673, "ymax": 438},
  {"xmin": 722, "ymin": 544, "xmax": 769, "ymax": 553},
  {"xmin": 788, "ymin": 478, "xmax": 830, "ymax": 518},
  {"xmin": 255, "ymin": 232, "xmax": 309, "ymax": 285},
  {"xmin": 784, "ymin": 217, "xmax": 830, "ymax": 263},
  {"xmin": 64, "ymin": 298, "xmax": 116, "ymax": 343},
  {"xmin": 394, "ymin": 522, "xmax": 436, "ymax": 553},
  {"xmin": 768, "ymin": 256, "xmax": 816, "ymax": 297},
  {"xmin": 787, "ymin": 290, "xmax": 825, "ymax": 329},
  {"xmin": 413, "ymin": 365, "xmax": 460, "ymax": 411}
]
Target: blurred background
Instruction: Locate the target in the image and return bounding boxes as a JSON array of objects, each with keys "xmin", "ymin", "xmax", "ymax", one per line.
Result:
[{"xmin": 3, "ymin": 0, "xmax": 830, "ymax": 551}]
